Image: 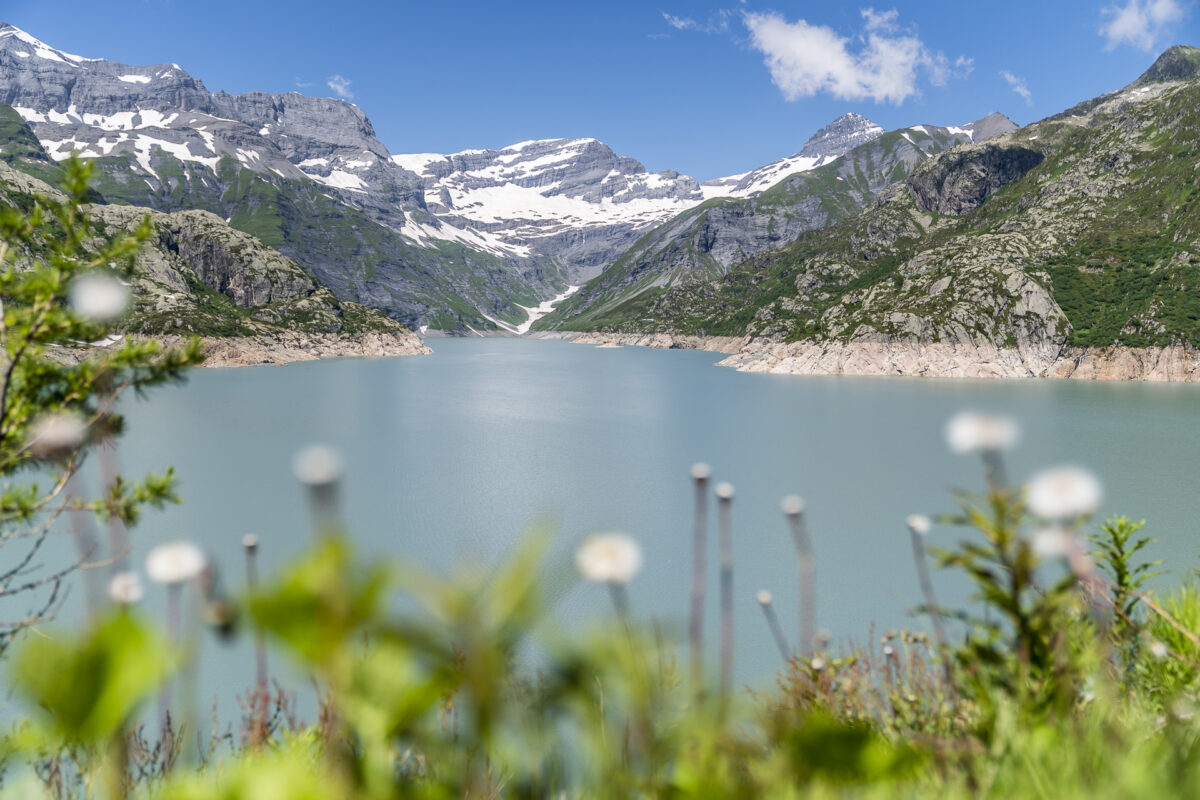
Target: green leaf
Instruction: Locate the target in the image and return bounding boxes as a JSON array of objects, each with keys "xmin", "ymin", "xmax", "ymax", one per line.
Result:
[{"xmin": 12, "ymin": 613, "xmax": 170, "ymax": 744}]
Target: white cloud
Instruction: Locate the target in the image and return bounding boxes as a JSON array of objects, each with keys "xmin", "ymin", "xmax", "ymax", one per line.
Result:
[
  {"xmin": 326, "ymin": 74, "xmax": 354, "ymax": 99},
  {"xmin": 1000, "ymin": 70, "xmax": 1033, "ymax": 106},
  {"xmin": 743, "ymin": 8, "xmax": 967, "ymax": 104},
  {"xmin": 1100, "ymin": 0, "xmax": 1186, "ymax": 51},
  {"xmin": 662, "ymin": 10, "xmax": 731, "ymax": 34}
]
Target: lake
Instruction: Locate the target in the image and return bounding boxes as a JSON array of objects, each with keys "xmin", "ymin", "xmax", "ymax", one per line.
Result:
[{"xmin": 39, "ymin": 337, "xmax": 1200, "ymax": 720}]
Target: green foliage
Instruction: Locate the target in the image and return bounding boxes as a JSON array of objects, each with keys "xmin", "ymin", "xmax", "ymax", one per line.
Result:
[
  {"xmin": 1091, "ymin": 516, "xmax": 1160, "ymax": 625},
  {"xmin": 0, "ymin": 157, "xmax": 201, "ymax": 648},
  {"xmin": 12, "ymin": 613, "xmax": 169, "ymax": 744}
]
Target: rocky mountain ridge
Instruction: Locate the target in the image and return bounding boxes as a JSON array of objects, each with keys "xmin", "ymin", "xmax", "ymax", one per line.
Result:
[
  {"xmin": 540, "ymin": 113, "xmax": 1017, "ymax": 331},
  {"xmin": 0, "ymin": 21, "xmax": 1045, "ymax": 345},
  {"xmin": 0, "ymin": 155, "xmax": 427, "ymax": 363},
  {"xmin": 551, "ymin": 45, "xmax": 1200, "ymax": 381}
]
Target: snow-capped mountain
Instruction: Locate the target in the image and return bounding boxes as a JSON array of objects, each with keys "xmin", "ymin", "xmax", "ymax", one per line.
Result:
[
  {"xmin": 0, "ymin": 22, "xmax": 1015, "ymax": 332},
  {"xmin": 393, "ymin": 138, "xmax": 707, "ymax": 280},
  {"xmin": 388, "ymin": 124, "xmax": 893, "ymax": 281},
  {"xmin": 700, "ymin": 112, "xmax": 885, "ymax": 199}
]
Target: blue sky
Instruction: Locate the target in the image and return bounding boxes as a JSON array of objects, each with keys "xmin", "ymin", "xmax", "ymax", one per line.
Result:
[{"xmin": 3, "ymin": 0, "xmax": 1197, "ymax": 180}]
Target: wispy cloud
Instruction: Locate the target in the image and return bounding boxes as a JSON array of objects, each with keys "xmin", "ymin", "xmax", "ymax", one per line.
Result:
[
  {"xmin": 1000, "ymin": 70, "xmax": 1033, "ymax": 105},
  {"xmin": 662, "ymin": 10, "xmax": 731, "ymax": 34},
  {"xmin": 1100, "ymin": 0, "xmax": 1186, "ymax": 51},
  {"xmin": 294, "ymin": 77, "xmax": 316, "ymax": 89},
  {"xmin": 326, "ymin": 74, "xmax": 354, "ymax": 99},
  {"xmin": 742, "ymin": 7, "xmax": 969, "ymax": 104}
]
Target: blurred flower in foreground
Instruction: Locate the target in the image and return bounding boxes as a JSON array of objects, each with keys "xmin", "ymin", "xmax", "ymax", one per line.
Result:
[
  {"xmin": 1033, "ymin": 525, "xmax": 1075, "ymax": 559},
  {"xmin": 69, "ymin": 273, "xmax": 129, "ymax": 322},
  {"xmin": 575, "ymin": 533, "xmax": 642, "ymax": 585},
  {"xmin": 1027, "ymin": 466, "xmax": 1102, "ymax": 520},
  {"xmin": 905, "ymin": 514, "xmax": 931, "ymax": 536},
  {"xmin": 146, "ymin": 540, "xmax": 208, "ymax": 585},
  {"xmin": 292, "ymin": 445, "xmax": 344, "ymax": 488},
  {"xmin": 107, "ymin": 571, "xmax": 144, "ymax": 605},
  {"xmin": 26, "ymin": 412, "xmax": 87, "ymax": 458},
  {"xmin": 945, "ymin": 412, "xmax": 1019, "ymax": 455}
]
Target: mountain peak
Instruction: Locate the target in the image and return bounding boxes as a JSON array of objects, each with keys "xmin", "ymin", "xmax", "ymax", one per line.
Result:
[
  {"xmin": 797, "ymin": 112, "xmax": 884, "ymax": 160},
  {"xmin": 963, "ymin": 112, "xmax": 1018, "ymax": 141},
  {"xmin": 1131, "ymin": 44, "xmax": 1200, "ymax": 88},
  {"xmin": 0, "ymin": 22, "xmax": 93, "ymax": 64}
]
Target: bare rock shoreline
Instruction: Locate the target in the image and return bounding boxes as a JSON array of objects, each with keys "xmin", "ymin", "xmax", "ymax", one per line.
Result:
[
  {"xmin": 542, "ymin": 332, "xmax": 1200, "ymax": 382},
  {"xmin": 52, "ymin": 330, "xmax": 433, "ymax": 368},
  {"xmin": 183, "ymin": 330, "xmax": 433, "ymax": 367}
]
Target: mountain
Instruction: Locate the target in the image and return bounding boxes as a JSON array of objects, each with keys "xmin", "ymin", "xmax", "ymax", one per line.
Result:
[
  {"xmin": 0, "ymin": 22, "xmax": 549, "ymax": 332},
  {"xmin": 554, "ymin": 46, "xmax": 1200, "ymax": 378},
  {"xmin": 698, "ymin": 113, "xmax": 885, "ymax": 199},
  {"xmin": 393, "ymin": 138, "xmax": 706, "ymax": 284},
  {"xmin": 0, "ymin": 157, "xmax": 425, "ymax": 359},
  {"xmin": 539, "ymin": 113, "xmax": 1016, "ymax": 331}
]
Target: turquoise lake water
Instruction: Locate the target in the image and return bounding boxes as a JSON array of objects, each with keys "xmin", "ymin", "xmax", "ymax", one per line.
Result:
[{"xmin": 31, "ymin": 337, "xmax": 1200, "ymax": 720}]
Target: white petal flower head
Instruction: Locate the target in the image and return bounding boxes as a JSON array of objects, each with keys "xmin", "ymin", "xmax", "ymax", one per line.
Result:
[
  {"xmin": 292, "ymin": 445, "xmax": 343, "ymax": 487},
  {"xmin": 241, "ymin": 533, "xmax": 259, "ymax": 552},
  {"xmin": 70, "ymin": 274, "xmax": 130, "ymax": 322},
  {"xmin": 1033, "ymin": 525, "xmax": 1075, "ymax": 559},
  {"xmin": 27, "ymin": 412, "xmax": 87, "ymax": 458},
  {"xmin": 575, "ymin": 533, "xmax": 643, "ymax": 585},
  {"xmin": 715, "ymin": 482, "xmax": 735, "ymax": 501},
  {"xmin": 781, "ymin": 495, "xmax": 805, "ymax": 516},
  {"xmin": 906, "ymin": 514, "xmax": 932, "ymax": 536},
  {"xmin": 107, "ymin": 571, "xmax": 144, "ymax": 605},
  {"xmin": 945, "ymin": 412, "xmax": 1019, "ymax": 455},
  {"xmin": 146, "ymin": 540, "xmax": 208, "ymax": 585},
  {"xmin": 690, "ymin": 462, "xmax": 712, "ymax": 481},
  {"xmin": 1150, "ymin": 640, "xmax": 1169, "ymax": 660},
  {"xmin": 756, "ymin": 589, "xmax": 773, "ymax": 606},
  {"xmin": 1027, "ymin": 466, "xmax": 1102, "ymax": 520}
]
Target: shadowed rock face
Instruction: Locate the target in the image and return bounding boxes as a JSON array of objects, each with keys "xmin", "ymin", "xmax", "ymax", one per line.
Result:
[{"xmin": 906, "ymin": 144, "xmax": 1045, "ymax": 216}]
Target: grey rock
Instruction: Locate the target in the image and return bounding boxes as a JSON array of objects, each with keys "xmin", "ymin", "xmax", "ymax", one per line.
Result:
[{"xmin": 906, "ymin": 143, "xmax": 1044, "ymax": 216}]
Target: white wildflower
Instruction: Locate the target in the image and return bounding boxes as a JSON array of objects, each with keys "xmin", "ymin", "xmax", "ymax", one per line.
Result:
[
  {"xmin": 292, "ymin": 445, "xmax": 343, "ymax": 487},
  {"xmin": 575, "ymin": 533, "xmax": 642, "ymax": 585},
  {"xmin": 756, "ymin": 589, "xmax": 773, "ymax": 606},
  {"xmin": 146, "ymin": 540, "xmax": 208, "ymax": 584},
  {"xmin": 241, "ymin": 533, "xmax": 259, "ymax": 552},
  {"xmin": 810, "ymin": 656, "xmax": 827, "ymax": 671},
  {"xmin": 883, "ymin": 645, "xmax": 896, "ymax": 658},
  {"xmin": 945, "ymin": 412, "xmax": 1019, "ymax": 454},
  {"xmin": 689, "ymin": 462, "xmax": 712, "ymax": 480},
  {"xmin": 1033, "ymin": 525, "xmax": 1075, "ymax": 559},
  {"xmin": 906, "ymin": 514, "xmax": 932, "ymax": 536},
  {"xmin": 715, "ymin": 482, "xmax": 735, "ymax": 500},
  {"xmin": 781, "ymin": 495, "xmax": 805, "ymax": 516},
  {"xmin": 70, "ymin": 274, "xmax": 129, "ymax": 322},
  {"xmin": 1150, "ymin": 640, "xmax": 1169, "ymax": 660},
  {"xmin": 27, "ymin": 412, "xmax": 87, "ymax": 457},
  {"xmin": 107, "ymin": 571, "xmax": 144, "ymax": 605},
  {"xmin": 1027, "ymin": 466, "xmax": 1102, "ymax": 520}
]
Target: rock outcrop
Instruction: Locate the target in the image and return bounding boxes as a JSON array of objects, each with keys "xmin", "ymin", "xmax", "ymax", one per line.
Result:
[{"xmin": 906, "ymin": 143, "xmax": 1044, "ymax": 216}]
